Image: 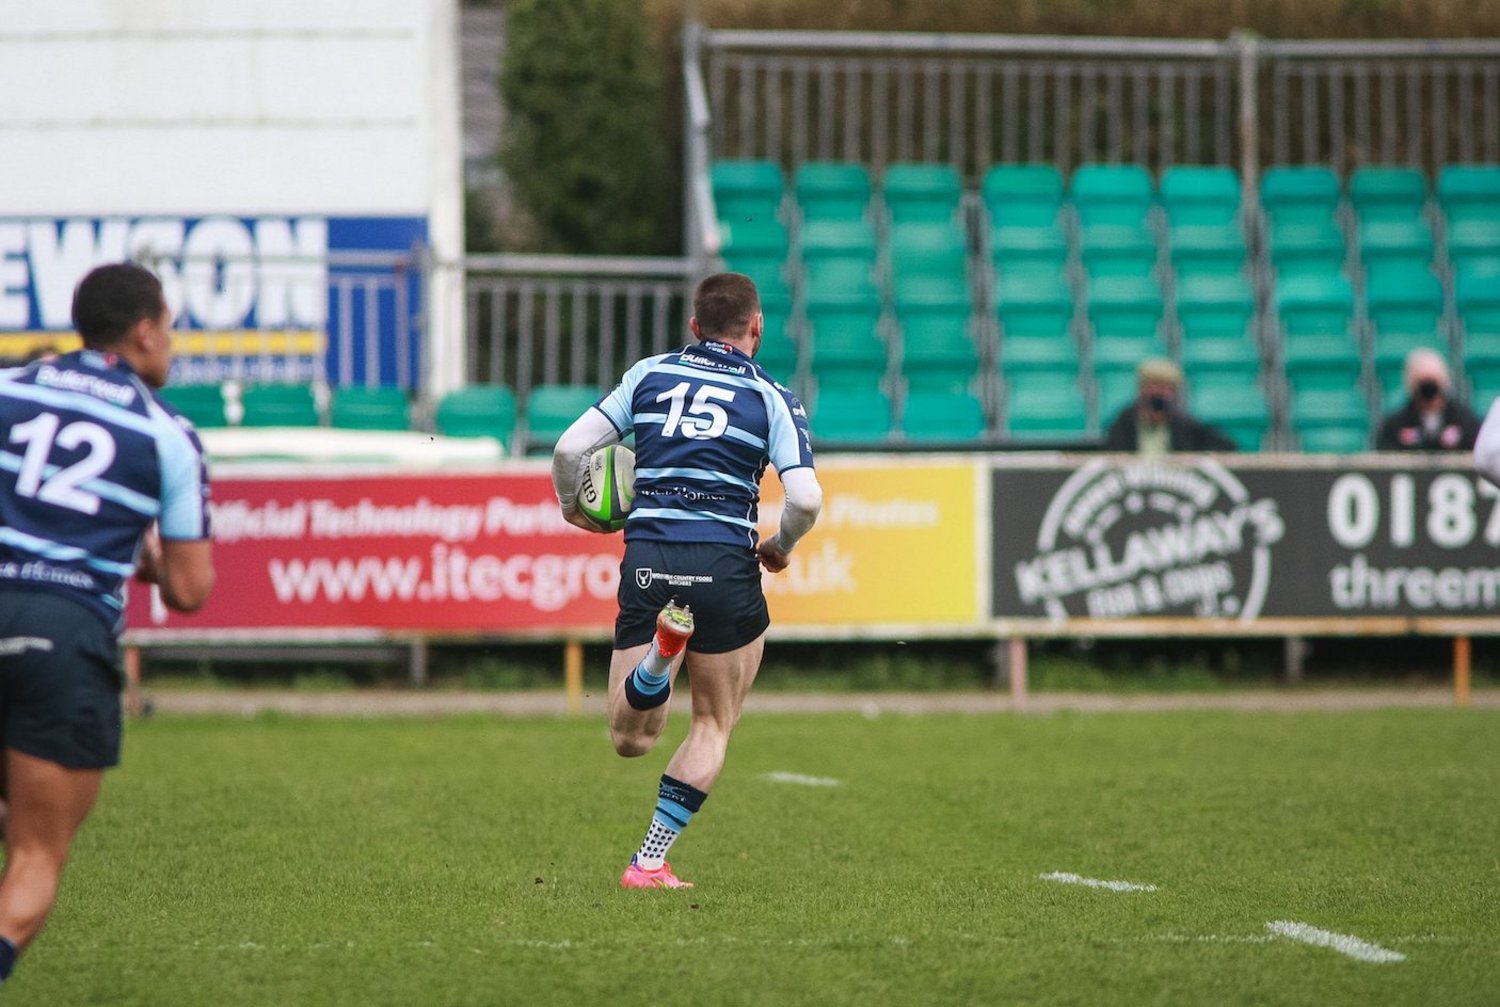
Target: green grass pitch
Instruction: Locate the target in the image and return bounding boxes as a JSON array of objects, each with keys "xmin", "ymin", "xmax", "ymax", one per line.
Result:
[{"xmin": 9, "ymin": 707, "xmax": 1499, "ymax": 1005}]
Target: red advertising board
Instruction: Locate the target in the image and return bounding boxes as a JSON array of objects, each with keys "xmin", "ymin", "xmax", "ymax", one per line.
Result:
[{"xmin": 124, "ymin": 469, "xmax": 624, "ymax": 635}]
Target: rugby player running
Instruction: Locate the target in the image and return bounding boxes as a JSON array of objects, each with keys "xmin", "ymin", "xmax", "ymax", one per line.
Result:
[
  {"xmin": 0, "ymin": 263, "xmax": 214, "ymax": 984},
  {"xmin": 551, "ymin": 272, "xmax": 822, "ymax": 888}
]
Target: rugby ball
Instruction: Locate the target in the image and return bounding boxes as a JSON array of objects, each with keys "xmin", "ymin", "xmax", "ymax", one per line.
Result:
[{"xmin": 578, "ymin": 444, "xmax": 635, "ymax": 532}]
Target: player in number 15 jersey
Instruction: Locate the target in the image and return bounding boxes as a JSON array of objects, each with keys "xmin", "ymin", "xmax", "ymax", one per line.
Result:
[
  {"xmin": 551, "ymin": 272, "xmax": 822, "ymax": 890},
  {"xmin": 0, "ymin": 263, "xmax": 215, "ymax": 986}
]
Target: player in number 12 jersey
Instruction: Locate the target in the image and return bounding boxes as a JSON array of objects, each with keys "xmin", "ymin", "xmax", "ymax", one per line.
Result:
[
  {"xmin": 551, "ymin": 272, "xmax": 822, "ymax": 889},
  {"xmin": 0, "ymin": 263, "xmax": 215, "ymax": 985}
]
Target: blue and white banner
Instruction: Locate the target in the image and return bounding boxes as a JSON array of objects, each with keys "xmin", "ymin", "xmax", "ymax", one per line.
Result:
[{"xmin": 0, "ymin": 215, "xmax": 427, "ymax": 387}]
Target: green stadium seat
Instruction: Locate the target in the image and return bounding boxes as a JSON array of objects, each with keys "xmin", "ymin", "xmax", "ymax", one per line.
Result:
[
  {"xmin": 1269, "ymin": 221, "xmax": 1347, "ymax": 279},
  {"xmin": 893, "ymin": 277, "xmax": 971, "ymax": 314},
  {"xmin": 1463, "ymin": 331, "xmax": 1500, "ymax": 386},
  {"xmin": 807, "ymin": 297, "xmax": 886, "ymax": 389},
  {"xmin": 719, "ymin": 219, "xmax": 790, "ymax": 277},
  {"xmin": 800, "ymin": 218, "xmax": 878, "ymax": 295},
  {"xmin": 1260, "ymin": 166, "xmax": 1341, "ymax": 225},
  {"xmin": 523, "ymin": 384, "xmax": 599, "ymax": 455},
  {"xmin": 999, "ymin": 332, "xmax": 1078, "ymax": 383},
  {"xmin": 1168, "ymin": 223, "xmax": 1248, "ymax": 279},
  {"xmin": 1349, "ymin": 166, "xmax": 1427, "ymax": 224},
  {"xmin": 711, "ymin": 160, "xmax": 784, "ymax": 224},
  {"xmin": 810, "ymin": 387, "xmax": 891, "ymax": 442},
  {"xmin": 756, "ymin": 311, "xmax": 800, "ymax": 379},
  {"xmin": 804, "ymin": 263, "xmax": 879, "ymax": 302},
  {"xmin": 1291, "ymin": 387, "xmax": 1371, "ymax": 453},
  {"xmin": 240, "ymin": 384, "xmax": 320, "ymax": 427},
  {"xmin": 1091, "ymin": 335, "xmax": 1169, "ymax": 384},
  {"xmin": 1182, "ymin": 336, "xmax": 1261, "ymax": 386},
  {"xmin": 996, "ymin": 274, "xmax": 1075, "ymax": 338},
  {"xmin": 990, "ymin": 225, "xmax": 1069, "ymax": 280},
  {"xmin": 1445, "ymin": 218, "xmax": 1500, "ymax": 278},
  {"xmin": 1190, "ymin": 384, "xmax": 1270, "ymax": 451},
  {"xmin": 982, "ymin": 164, "xmax": 1065, "ymax": 227},
  {"xmin": 800, "ymin": 218, "xmax": 877, "ymax": 256},
  {"xmin": 1160, "ymin": 166, "xmax": 1240, "ymax": 227},
  {"xmin": 434, "ymin": 385, "xmax": 517, "ymax": 443},
  {"xmin": 1437, "ymin": 165, "xmax": 1500, "ymax": 225},
  {"xmin": 1282, "ymin": 334, "xmax": 1362, "ymax": 392},
  {"xmin": 1005, "ymin": 383, "xmax": 1090, "ymax": 441},
  {"xmin": 1079, "ymin": 225, "xmax": 1158, "ymax": 278},
  {"xmin": 1275, "ymin": 273, "xmax": 1354, "ymax": 336},
  {"xmin": 795, "ymin": 162, "xmax": 872, "ymax": 221},
  {"xmin": 899, "ymin": 304, "xmax": 977, "ymax": 393},
  {"xmin": 159, "ymin": 384, "xmax": 228, "ymax": 428},
  {"xmin": 883, "ymin": 163, "xmax": 963, "ymax": 224},
  {"xmin": 1070, "ymin": 163, "xmax": 1154, "ymax": 228},
  {"xmin": 1176, "ymin": 274, "xmax": 1255, "ymax": 339},
  {"xmin": 1457, "ymin": 271, "xmax": 1500, "ymax": 338},
  {"xmin": 1358, "ymin": 218, "xmax": 1434, "ymax": 282},
  {"xmin": 901, "ymin": 389, "xmax": 987, "ymax": 441},
  {"xmin": 1185, "ymin": 354, "xmax": 1261, "ymax": 397},
  {"xmin": 1085, "ymin": 275, "xmax": 1163, "ymax": 339},
  {"xmin": 1095, "ymin": 370, "xmax": 1139, "ymax": 422},
  {"xmin": 1366, "ymin": 270, "xmax": 1442, "ymax": 335},
  {"xmin": 889, "ymin": 222, "xmax": 969, "ymax": 285},
  {"xmin": 1298, "ymin": 425, "xmax": 1371, "ymax": 453},
  {"xmin": 329, "ymin": 386, "xmax": 410, "ymax": 431}
]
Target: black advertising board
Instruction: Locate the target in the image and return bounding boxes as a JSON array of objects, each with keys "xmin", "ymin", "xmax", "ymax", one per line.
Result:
[{"xmin": 992, "ymin": 457, "xmax": 1500, "ymax": 623}]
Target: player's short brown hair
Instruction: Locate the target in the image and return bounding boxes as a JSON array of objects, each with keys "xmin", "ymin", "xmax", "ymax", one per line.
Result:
[{"xmin": 692, "ymin": 272, "xmax": 760, "ymax": 341}]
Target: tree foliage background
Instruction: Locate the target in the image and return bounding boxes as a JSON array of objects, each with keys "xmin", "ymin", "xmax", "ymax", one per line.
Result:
[{"xmin": 499, "ymin": 0, "xmax": 675, "ymax": 255}]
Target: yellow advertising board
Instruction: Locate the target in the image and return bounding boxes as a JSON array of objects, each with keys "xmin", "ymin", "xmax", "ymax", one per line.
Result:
[{"xmin": 758, "ymin": 458, "xmax": 982, "ymax": 625}]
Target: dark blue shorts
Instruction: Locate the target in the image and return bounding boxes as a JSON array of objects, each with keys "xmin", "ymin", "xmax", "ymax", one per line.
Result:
[
  {"xmin": 615, "ymin": 540, "xmax": 770, "ymax": 654},
  {"xmin": 0, "ymin": 590, "xmax": 123, "ymax": 770}
]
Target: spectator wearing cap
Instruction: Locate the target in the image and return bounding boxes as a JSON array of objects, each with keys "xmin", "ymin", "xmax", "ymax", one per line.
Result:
[
  {"xmin": 1103, "ymin": 358, "xmax": 1237, "ymax": 455},
  {"xmin": 1375, "ymin": 348, "xmax": 1481, "ymax": 451}
]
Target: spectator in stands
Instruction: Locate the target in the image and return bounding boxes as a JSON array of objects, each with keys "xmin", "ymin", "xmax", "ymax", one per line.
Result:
[
  {"xmin": 1103, "ymin": 359, "xmax": 1236, "ymax": 454},
  {"xmin": 1375, "ymin": 349, "xmax": 1480, "ymax": 451}
]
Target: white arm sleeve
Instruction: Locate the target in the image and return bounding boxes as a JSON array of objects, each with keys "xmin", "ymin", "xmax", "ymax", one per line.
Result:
[
  {"xmin": 774, "ymin": 466, "xmax": 823, "ymax": 553},
  {"xmin": 550, "ymin": 408, "xmax": 623, "ymax": 512},
  {"xmin": 1475, "ymin": 397, "xmax": 1500, "ymax": 487}
]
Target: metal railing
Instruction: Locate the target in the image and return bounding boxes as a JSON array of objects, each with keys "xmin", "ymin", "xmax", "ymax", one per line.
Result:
[
  {"xmin": 699, "ymin": 29, "xmax": 1249, "ymax": 179},
  {"xmin": 691, "ymin": 27, "xmax": 1500, "ymax": 189},
  {"xmin": 462, "ymin": 254, "xmax": 695, "ymax": 395},
  {"xmin": 1259, "ymin": 39, "xmax": 1500, "ymax": 176}
]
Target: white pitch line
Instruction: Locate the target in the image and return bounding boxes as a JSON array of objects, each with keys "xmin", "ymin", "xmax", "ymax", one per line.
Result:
[
  {"xmin": 763, "ymin": 771, "xmax": 842, "ymax": 787},
  {"xmin": 1266, "ymin": 920, "xmax": 1406, "ymax": 963},
  {"xmin": 1039, "ymin": 871, "xmax": 1158, "ymax": 892}
]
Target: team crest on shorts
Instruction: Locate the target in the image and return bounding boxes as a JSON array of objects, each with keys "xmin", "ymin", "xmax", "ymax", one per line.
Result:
[{"xmin": 635, "ymin": 568, "xmax": 653, "ymax": 589}]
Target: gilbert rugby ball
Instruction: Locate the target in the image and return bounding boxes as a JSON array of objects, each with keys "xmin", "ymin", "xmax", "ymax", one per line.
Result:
[{"xmin": 578, "ymin": 444, "xmax": 635, "ymax": 532}]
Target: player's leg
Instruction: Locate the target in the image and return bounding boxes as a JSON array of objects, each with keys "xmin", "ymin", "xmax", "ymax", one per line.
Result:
[
  {"xmin": 664, "ymin": 635, "xmax": 764, "ymax": 792},
  {"xmin": 0, "ymin": 752, "xmax": 101, "ymax": 960},
  {"xmin": 0, "ymin": 593, "xmax": 122, "ymax": 984},
  {"xmin": 621, "ymin": 634, "xmax": 765, "ymax": 890}
]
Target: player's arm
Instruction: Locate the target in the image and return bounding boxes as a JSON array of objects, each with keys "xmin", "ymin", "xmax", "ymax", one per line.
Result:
[
  {"xmin": 758, "ymin": 382, "xmax": 821, "ymax": 573},
  {"xmin": 758, "ymin": 467, "xmax": 822, "ymax": 573},
  {"xmin": 551, "ymin": 407, "xmax": 623, "ymax": 533},
  {"xmin": 154, "ymin": 415, "xmax": 216, "ymax": 612},
  {"xmin": 1475, "ymin": 397, "xmax": 1500, "ymax": 487}
]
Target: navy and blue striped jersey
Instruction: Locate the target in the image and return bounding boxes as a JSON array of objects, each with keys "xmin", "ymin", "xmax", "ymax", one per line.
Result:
[
  {"xmin": 595, "ymin": 340, "xmax": 813, "ymax": 547},
  {"xmin": 0, "ymin": 350, "xmax": 211, "ymax": 630}
]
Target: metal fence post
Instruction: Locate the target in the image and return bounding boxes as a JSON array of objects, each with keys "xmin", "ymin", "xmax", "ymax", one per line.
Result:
[{"xmin": 1234, "ymin": 30, "xmax": 1261, "ymax": 212}]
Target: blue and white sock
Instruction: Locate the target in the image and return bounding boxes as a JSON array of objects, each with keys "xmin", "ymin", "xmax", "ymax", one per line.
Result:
[
  {"xmin": 634, "ymin": 774, "xmax": 708, "ymax": 870},
  {"xmin": 623, "ymin": 642, "xmax": 673, "ymax": 711}
]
